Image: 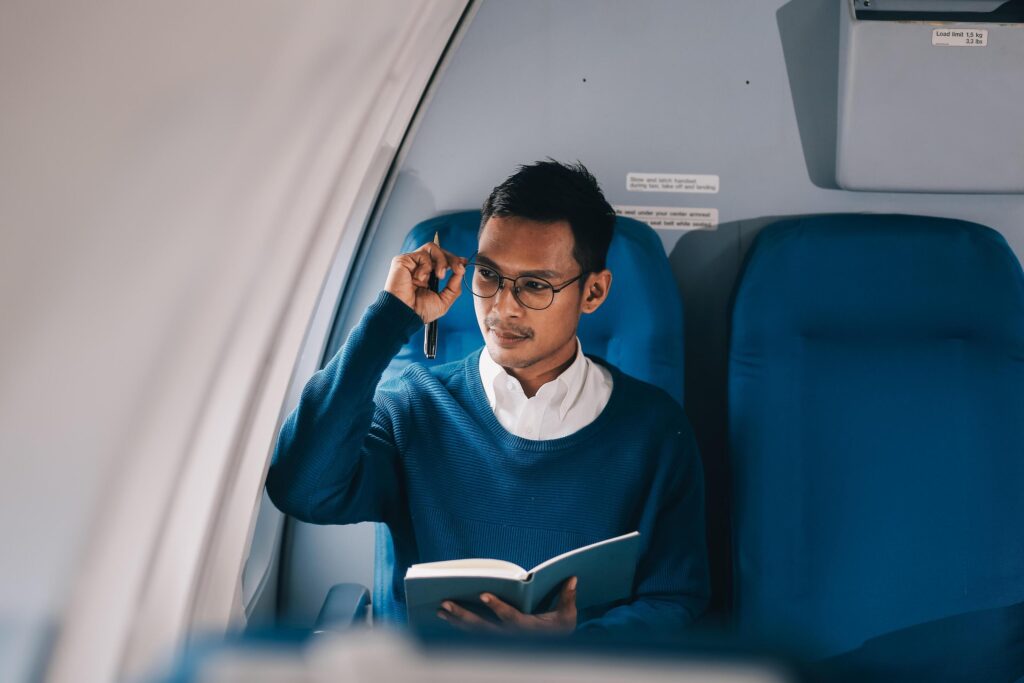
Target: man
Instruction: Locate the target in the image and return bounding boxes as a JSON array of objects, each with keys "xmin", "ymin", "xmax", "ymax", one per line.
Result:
[{"xmin": 267, "ymin": 160, "xmax": 709, "ymax": 633}]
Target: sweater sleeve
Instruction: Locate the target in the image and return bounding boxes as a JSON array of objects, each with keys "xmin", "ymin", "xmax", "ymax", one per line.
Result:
[
  {"xmin": 265, "ymin": 291, "xmax": 423, "ymax": 526},
  {"xmin": 577, "ymin": 419, "xmax": 711, "ymax": 633}
]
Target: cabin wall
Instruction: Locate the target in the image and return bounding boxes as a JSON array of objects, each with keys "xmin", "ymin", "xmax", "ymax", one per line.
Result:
[{"xmin": 280, "ymin": 0, "xmax": 1024, "ymax": 625}]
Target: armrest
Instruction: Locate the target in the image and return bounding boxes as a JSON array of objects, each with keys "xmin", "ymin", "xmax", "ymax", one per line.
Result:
[{"xmin": 313, "ymin": 583, "xmax": 371, "ymax": 633}]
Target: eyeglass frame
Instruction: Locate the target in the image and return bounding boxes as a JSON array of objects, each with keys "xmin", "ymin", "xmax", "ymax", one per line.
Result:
[{"xmin": 463, "ymin": 258, "xmax": 586, "ymax": 311}]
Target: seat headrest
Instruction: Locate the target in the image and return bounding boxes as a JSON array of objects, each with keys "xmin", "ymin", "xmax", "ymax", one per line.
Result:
[{"xmin": 733, "ymin": 213, "xmax": 1024, "ymax": 344}]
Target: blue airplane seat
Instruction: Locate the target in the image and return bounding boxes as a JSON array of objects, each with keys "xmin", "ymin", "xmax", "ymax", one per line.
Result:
[
  {"xmin": 729, "ymin": 214, "xmax": 1024, "ymax": 659},
  {"xmin": 366, "ymin": 209, "xmax": 686, "ymax": 624}
]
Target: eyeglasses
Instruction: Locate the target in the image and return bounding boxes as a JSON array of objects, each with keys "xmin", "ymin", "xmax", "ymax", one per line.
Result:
[{"xmin": 463, "ymin": 261, "xmax": 584, "ymax": 310}]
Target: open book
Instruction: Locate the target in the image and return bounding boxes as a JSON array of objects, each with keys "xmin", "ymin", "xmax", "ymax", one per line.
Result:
[{"xmin": 404, "ymin": 531, "xmax": 640, "ymax": 629}]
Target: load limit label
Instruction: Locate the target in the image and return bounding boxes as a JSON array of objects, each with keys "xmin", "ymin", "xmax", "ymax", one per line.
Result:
[{"xmin": 932, "ymin": 29, "xmax": 987, "ymax": 47}]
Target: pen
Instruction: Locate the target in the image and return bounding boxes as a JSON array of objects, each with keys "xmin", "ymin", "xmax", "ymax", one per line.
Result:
[{"xmin": 424, "ymin": 231, "xmax": 440, "ymax": 359}]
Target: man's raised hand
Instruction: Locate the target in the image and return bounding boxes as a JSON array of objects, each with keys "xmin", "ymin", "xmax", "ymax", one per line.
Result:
[{"xmin": 385, "ymin": 242, "xmax": 467, "ymax": 324}]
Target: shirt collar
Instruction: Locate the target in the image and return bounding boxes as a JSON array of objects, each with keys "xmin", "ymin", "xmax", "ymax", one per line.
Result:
[
  {"xmin": 552, "ymin": 338, "xmax": 588, "ymax": 420},
  {"xmin": 478, "ymin": 338, "xmax": 588, "ymax": 420},
  {"xmin": 478, "ymin": 343, "xmax": 505, "ymax": 409}
]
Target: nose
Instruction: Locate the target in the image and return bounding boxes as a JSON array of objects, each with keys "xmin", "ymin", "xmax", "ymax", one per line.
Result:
[{"xmin": 493, "ymin": 278, "xmax": 524, "ymax": 317}]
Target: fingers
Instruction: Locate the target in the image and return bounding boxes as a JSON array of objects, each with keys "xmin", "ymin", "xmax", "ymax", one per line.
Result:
[
  {"xmin": 438, "ymin": 589, "xmax": 576, "ymax": 635},
  {"xmin": 394, "ymin": 244, "xmax": 466, "ymax": 294},
  {"xmin": 480, "ymin": 593, "xmax": 525, "ymax": 627},
  {"xmin": 557, "ymin": 577, "xmax": 578, "ymax": 614},
  {"xmin": 437, "ymin": 259, "xmax": 465, "ymax": 307},
  {"xmin": 438, "ymin": 600, "xmax": 499, "ymax": 632},
  {"xmin": 385, "ymin": 244, "xmax": 466, "ymax": 316},
  {"xmin": 414, "ymin": 242, "xmax": 467, "ymax": 280}
]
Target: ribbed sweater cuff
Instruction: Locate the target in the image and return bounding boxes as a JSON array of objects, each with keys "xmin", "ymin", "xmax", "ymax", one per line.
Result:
[{"xmin": 366, "ymin": 290, "xmax": 424, "ymax": 341}]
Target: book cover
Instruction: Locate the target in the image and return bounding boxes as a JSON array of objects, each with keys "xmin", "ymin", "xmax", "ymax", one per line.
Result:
[{"xmin": 404, "ymin": 531, "xmax": 641, "ymax": 629}]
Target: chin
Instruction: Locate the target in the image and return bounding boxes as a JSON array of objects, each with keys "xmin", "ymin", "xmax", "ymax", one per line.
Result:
[{"xmin": 485, "ymin": 342, "xmax": 536, "ymax": 369}]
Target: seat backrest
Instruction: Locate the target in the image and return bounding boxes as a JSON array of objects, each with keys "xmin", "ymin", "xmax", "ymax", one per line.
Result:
[
  {"xmin": 729, "ymin": 214, "xmax": 1024, "ymax": 657},
  {"xmin": 372, "ymin": 210, "xmax": 685, "ymax": 622}
]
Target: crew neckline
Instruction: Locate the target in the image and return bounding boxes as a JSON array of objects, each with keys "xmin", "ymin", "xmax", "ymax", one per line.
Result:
[
  {"xmin": 462, "ymin": 347, "xmax": 626, "ymax": 452},
  {"xmin": 478, "ymin": 337, "xmax": 590, "ymax": 421}
]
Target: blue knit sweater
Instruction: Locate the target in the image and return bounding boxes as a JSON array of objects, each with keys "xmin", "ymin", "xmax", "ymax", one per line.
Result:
[{"xmin": 267, "ymin": 291, "xmax": 709, "ymax": 631}]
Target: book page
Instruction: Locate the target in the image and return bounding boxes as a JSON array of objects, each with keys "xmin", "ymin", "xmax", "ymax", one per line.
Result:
[
  {"xmin": 528, "ymin": 531, "xmax": 640, "ymax": 575},
  {"xmin": 405, "ymin": 558, "xmax": 527, "ymax": 581}
]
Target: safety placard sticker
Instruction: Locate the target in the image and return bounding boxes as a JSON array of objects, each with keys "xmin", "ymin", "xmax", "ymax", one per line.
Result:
[
  {"xmin": 614, "ymin": 205, "xmax": 718, "ymax": 230},
  {"xmin": 932, "ymin": 28, "xmax": 987, "ymax": 47},
  {"xmin": 626, "ymin": 172, "xmax": 719, "ymax": 194}
]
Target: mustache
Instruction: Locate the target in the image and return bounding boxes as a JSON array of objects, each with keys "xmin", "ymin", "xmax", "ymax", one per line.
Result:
[{"xmin": 484, "ymin": 317, "xmax": 533, "ymax": 338}]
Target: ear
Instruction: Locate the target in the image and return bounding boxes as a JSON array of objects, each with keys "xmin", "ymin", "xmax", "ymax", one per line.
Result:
[{"xmin": 580, "ymin": 270, "xmax": 612, "ymax": 314}]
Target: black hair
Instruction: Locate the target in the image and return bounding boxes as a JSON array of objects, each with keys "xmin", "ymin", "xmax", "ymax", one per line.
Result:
[{"xmin": 480, "ymin": 159, "xmax": 615, "ymax": 276}]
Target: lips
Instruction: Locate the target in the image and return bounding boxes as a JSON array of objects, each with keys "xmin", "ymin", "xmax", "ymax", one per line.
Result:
[{"xmin": 489, "ymin": 328, "xmax": 530, "ymax": 345}]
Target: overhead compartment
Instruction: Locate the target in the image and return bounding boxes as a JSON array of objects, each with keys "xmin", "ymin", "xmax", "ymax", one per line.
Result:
[{"xmin": 836, "ymin": 0, "xmax": 1024, "ymax": 192}]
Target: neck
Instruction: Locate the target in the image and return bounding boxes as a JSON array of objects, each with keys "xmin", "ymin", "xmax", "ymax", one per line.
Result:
[{"xmin": 505, "ymin": 338, "xmax": 578, "ymax": 398}]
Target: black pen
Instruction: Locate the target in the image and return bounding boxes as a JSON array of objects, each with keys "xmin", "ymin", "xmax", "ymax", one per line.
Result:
[{"xmin": 424, "ymin": 231, "xmax": 440, "ymax": 359}]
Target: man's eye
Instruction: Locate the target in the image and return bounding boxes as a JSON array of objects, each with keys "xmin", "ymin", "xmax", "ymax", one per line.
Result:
[
  {"xmin": 523, "ymin": 279, "xmax": 551, "ymax": 291},
  {"xmin": 477, "ymin": 268, "xmax": 497, "ymax": 280}
]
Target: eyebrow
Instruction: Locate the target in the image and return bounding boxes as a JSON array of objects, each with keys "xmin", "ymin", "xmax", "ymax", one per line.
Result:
[{"xmin": 473, "ymin": 254, "xmax": 561, "ymax": 280}]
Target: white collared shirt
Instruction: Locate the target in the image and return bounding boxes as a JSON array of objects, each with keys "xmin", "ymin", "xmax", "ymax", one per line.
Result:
[{"xmin": 478, "ymin": 338, "xmax": 614, "ymax": 440}]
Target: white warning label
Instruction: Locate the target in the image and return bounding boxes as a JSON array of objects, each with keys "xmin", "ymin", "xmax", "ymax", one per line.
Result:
[
  {"xmin": 615, "ymin": 205, "xmax": 719, "ymax": 231},
  {"xmin": 626, "ymin": 172, "xmax": 719, "ymax": 194},
  {"xmin": 932, "ymin": 28, "xmax": 987, "ymax": 47}
]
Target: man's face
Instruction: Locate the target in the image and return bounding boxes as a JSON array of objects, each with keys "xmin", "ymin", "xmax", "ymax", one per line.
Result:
[{"xmin": 473, "ymin": 216, "xmax": 585, "ymax": 370}]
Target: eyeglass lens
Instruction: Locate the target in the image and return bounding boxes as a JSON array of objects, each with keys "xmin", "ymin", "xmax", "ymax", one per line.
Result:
[{"xmin": 464, "ymin": 264, "xmax": 555, "ymax": 310}]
